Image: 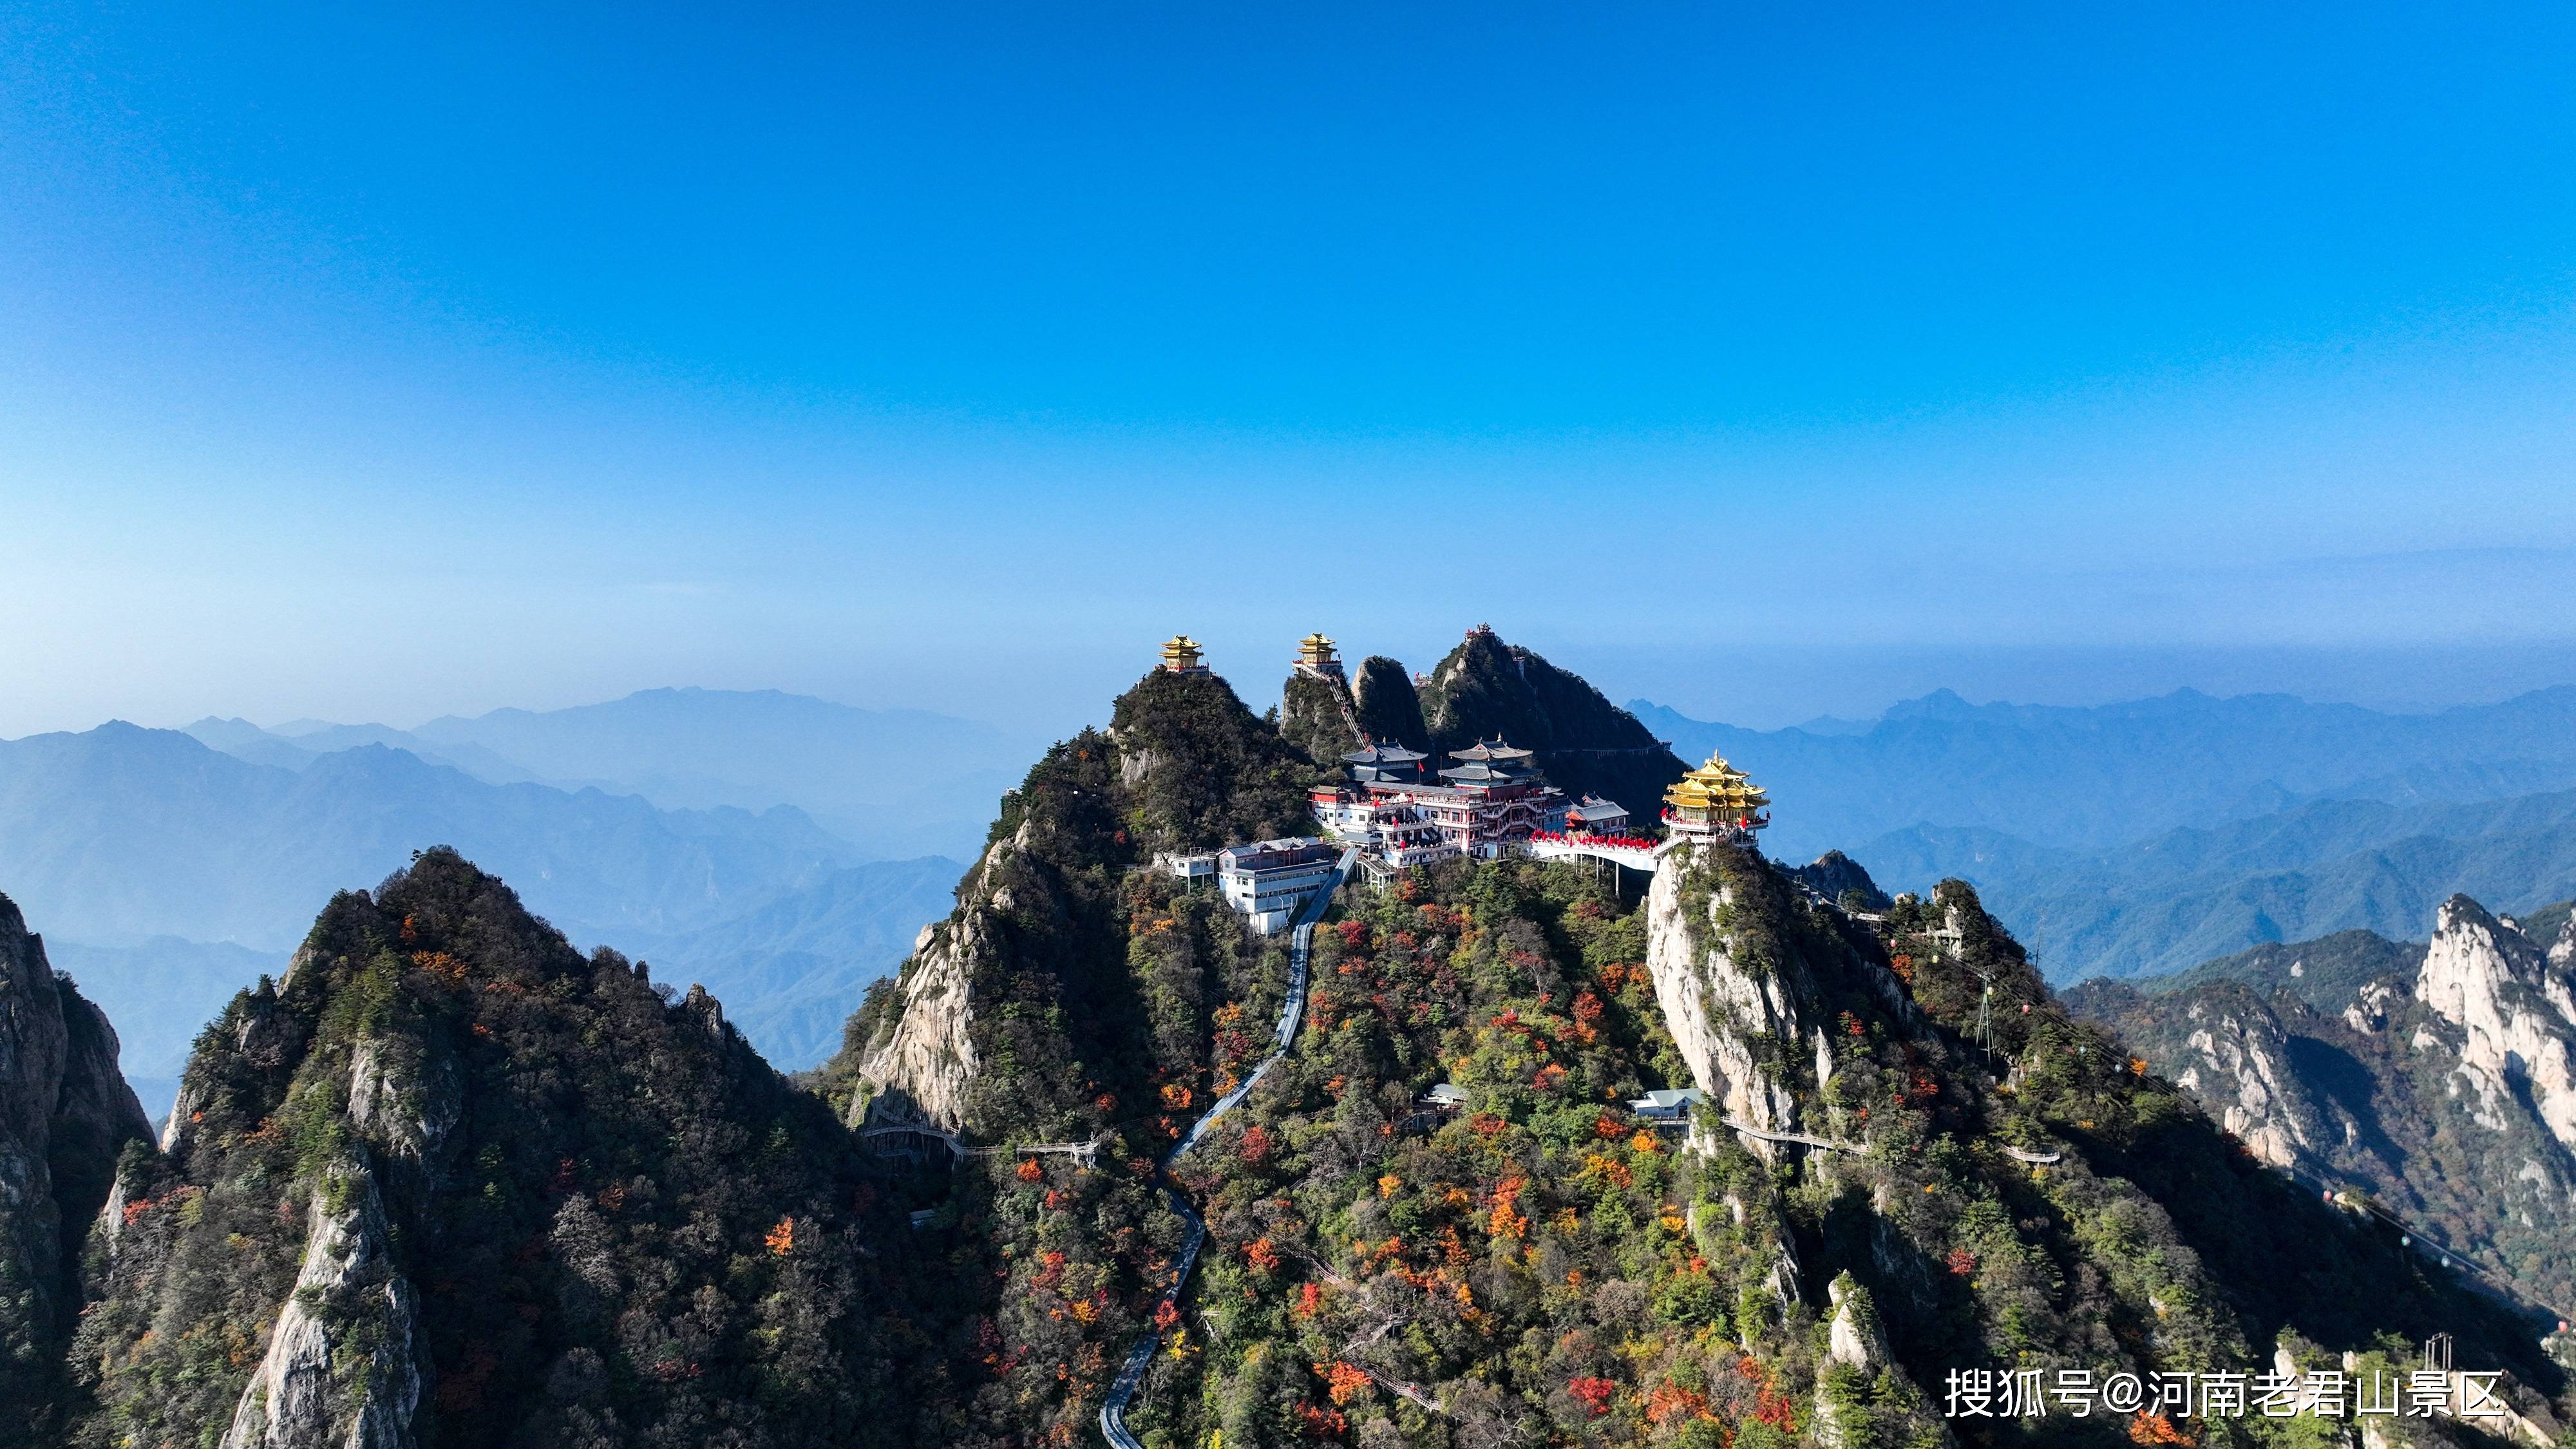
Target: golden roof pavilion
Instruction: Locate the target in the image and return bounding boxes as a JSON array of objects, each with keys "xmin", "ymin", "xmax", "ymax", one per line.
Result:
[
  {"xmin": 1294, "ymin": 632, "xmax": 1345, "ymax": 680},
  {"xmin": 1663, "ymin": 750, "xmax": 1770, "ymax": 835},
  {"xmin": 1160, "ymin": 635, "xmax": 1209, "ymax": 674}
]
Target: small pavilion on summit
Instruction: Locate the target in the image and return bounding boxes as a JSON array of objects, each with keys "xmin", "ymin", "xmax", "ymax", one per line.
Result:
[
  {"xmin": 1293, "ymin": 632, "xmax": 1346, "ymax": 682},
  {"xmin": 1159, "ymin": 635, "xmax": 1211, "ymax": 675}
]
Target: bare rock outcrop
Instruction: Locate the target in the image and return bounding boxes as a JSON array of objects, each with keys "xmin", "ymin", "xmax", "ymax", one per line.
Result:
[
  {"xmin": 0, "ymin": 890, "xmax": 151, "ymax": 1422},
  {"xmin": 346, "ymin": 1033, "xmax": 462, "ymax": 1220},
  {"xmin": 851, "ymin": 833, "xmax": 1021, "ymax": 1132},
  {"xmin": 1643, "ymin": 844, "xmax": 1810, "ymax": 1157},
  {"xmin": 2416, "ymin": 896, "xmax": 2576, "ymax": 1150},
  {"xmin": 1815, "ymin": 1274, "xmax": 1889, "ymax": 1448},
  {"xmin": 851, "ymin": 918, "xmax": 981, "ymax": 1131},
  {"xmin": 2173, "ymin": 992, "xmax": 2315, "ymax": 1168},
  {"xmin": 217, "ymin": 1152, "xmax": 424, "ymax": 1449}
]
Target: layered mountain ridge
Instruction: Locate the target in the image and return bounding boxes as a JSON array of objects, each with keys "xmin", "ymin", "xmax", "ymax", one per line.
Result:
[
  {"xmin": 820, "ymin": 636, "xmax": 2574, "ymax": 1446},
  {"xmin": 1640, "ymin": 688, "xmax": 2576, "ymax": 984},
  {"xmin": 1638, "ymin": 685, "xmax": 2576, "ymax": 859},
  {"xmin": 0, "ymin": 720, "xmax": 964, "ymax": 1084}
]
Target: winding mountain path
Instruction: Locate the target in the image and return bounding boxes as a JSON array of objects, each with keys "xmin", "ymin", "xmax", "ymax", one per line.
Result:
[{"xmin": 1099, "ymin": 849, "xmax": 1357, "ymax": 1449}]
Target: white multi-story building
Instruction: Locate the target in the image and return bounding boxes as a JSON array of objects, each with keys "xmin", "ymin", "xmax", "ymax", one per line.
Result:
[
  {"xmin": 1217, "ymin": 837, "xmax": 1340, "ymax": 934},
  {"xmin": 1155, "ymin": 850, "xmax": 1217, "ymax": 881}
]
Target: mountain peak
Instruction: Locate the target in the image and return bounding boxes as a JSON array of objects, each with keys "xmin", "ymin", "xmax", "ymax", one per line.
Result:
[
  {"xmin": 1878, "ymin": 687, "xmax": 1978, "ymax": 722},
  {"xmin": 78, "ymin": 847, "xmax": 923, "ymax": 1446},
  {"xmin": 1414, "ymin": 627, "xmax": 1685, "ymax": 814},
  {"xmin": 2418, "ymin": 893, "xmax": 2576, "ymax": 1151},
  {"xmin": 0, "ymin": 892, "xmax": 152, "ymax": 1425}
]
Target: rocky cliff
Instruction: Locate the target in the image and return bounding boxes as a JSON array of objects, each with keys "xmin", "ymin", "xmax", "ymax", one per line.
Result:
[
  {"xmin": 0, "ymin": 893, "xmax": 151, "ymax": 1447},
  {"xmin": 211, "ymin": 1151, "xmax": 422, "ymax": 1449},
  {"xmin": 2070, "ymin": 891, "xmax": 2576, "ymax": 1314},
  {"xmin": 63, "ymin": 848, "xmax": 929, "ymax": 1449},
  {"xmin": 2417, "ymin": 895, "xmax": 2576, "ymax": 1150},
  {"xmin": 830, "ymin": 665, "xmax": 1320, "ymax": 1146},
  {"xmin": 1349, "ymin": 654, "xmax": 1430, "ymax": 750},
  {"xmin": 846, "ymin": 862, "xmax": 994, "ymax": 1131},
  {"xmin": 1415, "ymin": 625, "xmax": 1689, "ymax": 815},
  {"xmin": 1277, "ymin": 667, "xmax": 1363, "ymax": 765},
  {"xmin": 1643, "ymin": 844, "xmax": 1826, "ymax": 1150}
]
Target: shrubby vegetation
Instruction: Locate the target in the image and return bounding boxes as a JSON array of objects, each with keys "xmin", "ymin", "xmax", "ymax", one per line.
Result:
[
  {"xmin": 1350, "ymin": 658, "xmax": 1431, "ymax": 752},
  {"xmin": 1280, "ymin": 671, "xmax": 1364, "ymax": 768}
]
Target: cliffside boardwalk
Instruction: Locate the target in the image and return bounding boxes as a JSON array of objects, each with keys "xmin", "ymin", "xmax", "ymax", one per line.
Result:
[{"xmin": 1101, "ymin": 849, "xmax": 1358, "ymax": 1449}]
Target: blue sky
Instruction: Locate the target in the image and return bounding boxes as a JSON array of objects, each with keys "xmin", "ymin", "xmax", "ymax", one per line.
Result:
[{"xmin": 5, "ymin": 2, "xmax": 2575, "ymax": 734}]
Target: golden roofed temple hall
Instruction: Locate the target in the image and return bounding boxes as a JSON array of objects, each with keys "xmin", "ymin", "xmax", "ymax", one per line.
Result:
[
  {"xmin": 1159, "ymin": 635, "xmax": 1210, "ymax": 675},
  {"xmin": 1662, "ymin": 750, "xmax": 1771, "ymax": 842},
  {"xmin": 1293, "ymin": 632, "xmax": 1345, "ymax": 681}
]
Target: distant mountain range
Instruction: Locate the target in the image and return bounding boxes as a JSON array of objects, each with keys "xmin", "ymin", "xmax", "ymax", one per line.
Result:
[
  {"xmin": 187, "ymin": 685, "xmax": 1034, "ymax": 860},
  {"xmin": 41, "ymin": 936, "xmax": 290, "ymax": 1112},
  {"xmin": 1638, "ymin": 687, "xmax": 2576, "ymax": 981},
  {"xmin": 620, "ymin": 856, "xmax": 967, "ymax": 1072},
  {"xmin": 0, "ymin": 714, "xmax": 967, "ymax": 1089},
  {"xmin": 23, "ymin": 678, "xmax": 2576, "ymax": 1103},
  {"xmin": 1635, "ymin": 684, "xmax": 2576, "ymax": 856},
  {"xmin": 0, "ymin": 723, "xmax": 859, "ymax": 949}
]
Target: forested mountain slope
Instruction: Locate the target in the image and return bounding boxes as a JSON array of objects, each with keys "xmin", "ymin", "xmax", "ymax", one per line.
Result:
[{"xmin": 18, "ymin": 643, "xmax": 2576, "ymax": 1447}]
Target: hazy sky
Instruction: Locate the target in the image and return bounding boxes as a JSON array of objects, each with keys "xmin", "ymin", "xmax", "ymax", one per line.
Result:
[{"xmin": 6, "ymin": 3, "xmax": 2575, "ymax": 735}]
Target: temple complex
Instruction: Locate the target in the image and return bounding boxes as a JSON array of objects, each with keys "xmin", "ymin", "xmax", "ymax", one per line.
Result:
[
  {"xmin": 1314, "ymin": 736, "xmax": 1602, "ymax": 862},
  {"xmin": 1660, "ymin": 750, "xmax": 1770, "ymax": 842},
  {"xmin": 1159, "ymin": 635, "xmax": 1210, "ymax": 674},
  {"xmin": 1565, "ymin": 795, "xmax": 1632, "ymax": 834},
  {"xmin": 1141, "ymin": 629, "xmax": 1779, "ymax": 887}
]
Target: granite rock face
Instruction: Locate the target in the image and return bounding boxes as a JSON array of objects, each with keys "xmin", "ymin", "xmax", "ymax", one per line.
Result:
[
  {"xmin": 215, "ymin": 1154, "xmax": 423, "ymax": 1449},
  {"xmin": 1643, "ymin": 843, "xmax": 1819, "ymax": 1157},
  {"xmin": 2169, "ymin": 985, "xmax": 2322, "ymax": 1169},
  {"xmin": 0, "ymin": 890, "xmax": 152, "ymax": 1439},
  {"xmin": 851, "ymin": 889, "xmax": 990, "ymax": 1133},
  {"xmin": 2416, "ymin": 895, "xmax": 2576, "ymax": 1150},
  {"xmin": 2069, "ymin": 890, "xmax": 2576, "ymax": 1313}
]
